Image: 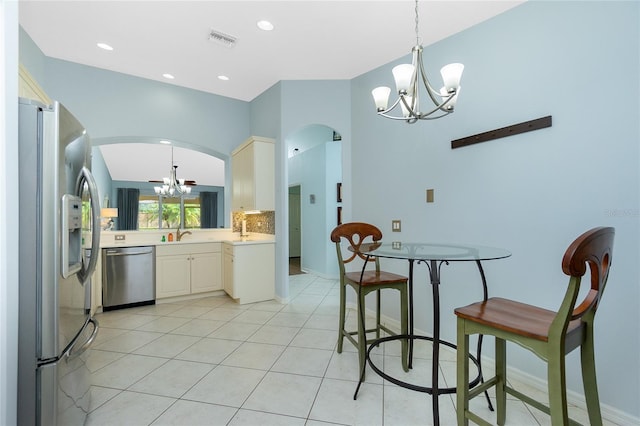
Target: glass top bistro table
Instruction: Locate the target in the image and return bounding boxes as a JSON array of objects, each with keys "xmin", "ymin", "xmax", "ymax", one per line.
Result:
[{"xmin": 350, "ymin": 242, "xmax": 511, "ymax": 426}]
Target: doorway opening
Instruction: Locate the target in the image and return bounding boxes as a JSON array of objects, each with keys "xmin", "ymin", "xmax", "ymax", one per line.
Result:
[
  {"xmin": 288, "ymin": 185, "xmax": 303, "ymax": 275},
  {"xmin": 285, "ymin": 124, "xmax": 342, "ymax": 280}
]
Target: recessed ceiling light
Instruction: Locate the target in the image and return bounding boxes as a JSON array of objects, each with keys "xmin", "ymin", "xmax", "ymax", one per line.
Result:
[
  {"xmin": 218, "ymin": 75, "xmax": 229, "ymax": 81},
  {"xmin": 257, "ymin": 20, "xmax": 274, "ymax": 31},
  {"xmin": 97, "ymin": 42, "xmax": 113, "ymax": 51},
  {"xmin": 162, "ymin": 73, "xmax": 175, "ymax": 79}
]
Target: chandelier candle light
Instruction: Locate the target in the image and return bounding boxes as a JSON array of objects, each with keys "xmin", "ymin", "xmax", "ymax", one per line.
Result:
[
  {"xmin": 372, "ymin": 0, "xmax": 464, "ymax": 123},
  {"xmin": 154, "ymin": 146, "xmax": 193, "ymax": 196}
]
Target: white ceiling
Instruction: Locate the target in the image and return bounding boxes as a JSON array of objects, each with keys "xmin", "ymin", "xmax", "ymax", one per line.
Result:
[
  {"xmin": 19, "ymin": 0, "xmax": 525, "ymax": 185},
  {"xmin": 19, "ymin": 0, "xmax": 524, "ymax": 103}
]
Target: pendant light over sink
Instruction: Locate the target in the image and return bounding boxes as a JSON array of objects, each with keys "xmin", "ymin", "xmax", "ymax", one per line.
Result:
[{"xmin": 150, "ymin": 145, "xmax": 196, "ymax": 196}]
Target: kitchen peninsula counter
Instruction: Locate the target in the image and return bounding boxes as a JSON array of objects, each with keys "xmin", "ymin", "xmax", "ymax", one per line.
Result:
[
  {"xmin": 90, "ymin": 229, "xmax": 276, "ymax": 311},
  {"xmin": 98, "ymin": 229, "xmax": 275, "ymax": 248}
]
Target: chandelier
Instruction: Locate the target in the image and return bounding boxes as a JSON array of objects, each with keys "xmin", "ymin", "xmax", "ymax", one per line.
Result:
[
  {"xmin": 152, "ymin": 146, "xmax": 194, "ymax": 196},
  {"xmin": 371, "ymin": 0, "xmax": 464, "ymax": 123}
]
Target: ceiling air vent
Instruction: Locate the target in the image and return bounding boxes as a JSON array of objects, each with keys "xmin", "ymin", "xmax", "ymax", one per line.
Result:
[{"xmin": 209, "ymin": 29, "xmax": 237, "ymax": 48}]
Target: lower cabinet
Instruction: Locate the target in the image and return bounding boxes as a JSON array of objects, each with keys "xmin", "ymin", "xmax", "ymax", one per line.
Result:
[
  {"xmin": 156, "ymin": 243, "xmax": 222, "ymax": 299},
  {"xmin": 223, "ymin": 242, "xmax": 275, "ymax": 304}
]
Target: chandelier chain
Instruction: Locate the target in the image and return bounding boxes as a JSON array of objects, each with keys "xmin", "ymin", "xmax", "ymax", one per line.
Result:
[{"xmin": 414, "ymin": 0, "xmax": 420, "ymax": 45}]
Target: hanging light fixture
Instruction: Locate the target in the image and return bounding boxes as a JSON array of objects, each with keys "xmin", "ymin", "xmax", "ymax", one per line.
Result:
[
  {"xmin": 152, "ymin": 146, "xmax": 194, "ymax": 196},
  {"xmin": 372, "ymin": 0, "xmax": 464, "ymax": 123}
]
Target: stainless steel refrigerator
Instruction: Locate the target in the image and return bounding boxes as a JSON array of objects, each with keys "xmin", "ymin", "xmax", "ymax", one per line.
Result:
[{"xmin": 18, "ymin": 99, "xmax": 102, "ymax": 425}]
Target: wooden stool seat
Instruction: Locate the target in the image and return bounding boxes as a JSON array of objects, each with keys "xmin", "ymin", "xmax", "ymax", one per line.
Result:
[
  {"xmin": 455, "ymin": 297, "xmax": 583, "ymax": 343},
  {"xmin": 344, "ymin": 270, "xmax": 408, "ymax": 287}
]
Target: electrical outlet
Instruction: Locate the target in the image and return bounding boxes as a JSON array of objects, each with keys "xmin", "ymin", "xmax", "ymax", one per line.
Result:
[
  {"xmin": 392, "ymin": 220, "xmax": 401, "ymax": 232},
  {"xmin": 115, "ymin": 234, "xmax": 126, "ymax": 241}
]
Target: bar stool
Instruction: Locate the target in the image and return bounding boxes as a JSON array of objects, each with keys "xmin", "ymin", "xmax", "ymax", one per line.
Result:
[
  {"xmin": 455, "ymin": 227, "xmax": 614, "ymax": 425},
  {"xmin": 331, "ymin": 222, "xmax": 409, "ymax": 377}
]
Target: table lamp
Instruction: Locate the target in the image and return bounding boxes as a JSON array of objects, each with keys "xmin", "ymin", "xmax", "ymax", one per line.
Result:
[{"xmin": 101, "ymin": 207, "xmax": 118, "ymax": 231}]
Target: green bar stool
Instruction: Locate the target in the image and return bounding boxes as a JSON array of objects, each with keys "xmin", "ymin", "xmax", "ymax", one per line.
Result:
[
  {"xmin": 331, "ymin": 222, "xmax": 409, "ymax": 378},
  {"xmin": 454, "ymin": 227, "xmax": 614, "ymax": 426}
]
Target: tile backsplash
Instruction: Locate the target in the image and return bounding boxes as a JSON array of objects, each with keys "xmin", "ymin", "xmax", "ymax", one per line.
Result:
[{"xmin": 232, "ymin": 211, "xmax": 275, "ymax": 235}]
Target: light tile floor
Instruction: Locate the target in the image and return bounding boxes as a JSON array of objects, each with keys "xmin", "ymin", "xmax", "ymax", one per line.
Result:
[{"xmin": 86, "ymin": 273, "xmax": 615, "ymax": 426}]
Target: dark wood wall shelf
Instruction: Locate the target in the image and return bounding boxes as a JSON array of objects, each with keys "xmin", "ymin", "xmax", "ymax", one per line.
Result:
[{"xmin": 451, "ymin": 116, "xmax": 552, "ymax": 149}]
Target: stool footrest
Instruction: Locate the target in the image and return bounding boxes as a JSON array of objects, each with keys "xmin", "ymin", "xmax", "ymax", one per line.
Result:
[{"xmin": 468, "ymin": 376, "xmax": 498, "ymax": 400}]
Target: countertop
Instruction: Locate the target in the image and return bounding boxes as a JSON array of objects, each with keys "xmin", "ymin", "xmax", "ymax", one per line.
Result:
[{"xmin": 97, "ymin": 229, "xmax": 275, "ymax": 249}]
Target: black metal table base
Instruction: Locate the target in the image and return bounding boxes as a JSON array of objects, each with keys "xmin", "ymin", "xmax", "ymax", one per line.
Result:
[
  {"xmin": 353, "ymin": 334, "xmax": 485, "ymax": 397},
  {"xmin": 352, "ymin": 257, "xmax": 494, "ymax": 426}
]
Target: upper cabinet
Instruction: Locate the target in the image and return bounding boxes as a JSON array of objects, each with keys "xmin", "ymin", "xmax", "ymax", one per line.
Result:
[
  {"xmin": 19, "ymin": 63, "xmax": 52, "ymax": 105},
  {"xmin": 231, "ymin": 136, "xmax": 275, "ymax": 211}
]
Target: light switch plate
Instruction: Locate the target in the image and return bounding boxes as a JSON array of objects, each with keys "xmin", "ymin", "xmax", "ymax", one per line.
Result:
[
  {"xmin": 426, "ymin": 189, "xmax": 434, "ymax": 203},
  {"xmin": 392, "ymin": 220, "xmax": 401, "ymax": 232}
]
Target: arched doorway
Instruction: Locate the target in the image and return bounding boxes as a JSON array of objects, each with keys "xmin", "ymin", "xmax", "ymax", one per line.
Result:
[{"xmin": 285, "ymin": 124, "xmax": 342, "ymax": 277}]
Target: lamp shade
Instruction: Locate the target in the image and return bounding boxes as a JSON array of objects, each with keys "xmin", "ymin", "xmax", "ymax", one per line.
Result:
[
  {"xmin": 440, "ymin": 63, "xmax": 464, "ymax": 92},
  {"xmin": 101, "ymin": 207, "xmax": 118, "ymax": 218},
  {"xmin": 372, "ymin": 86, "xmax": 391, "ymax": 111},
  {"xmin": 392, "ymin": 64, "xmax": 415, "ymax": 94}
]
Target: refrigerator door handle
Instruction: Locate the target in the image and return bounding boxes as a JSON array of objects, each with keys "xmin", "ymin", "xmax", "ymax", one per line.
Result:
[
  {"xmin": 64, "ymin": 317, "xmax": 99, "ymax": 361},
  {"xmin": 76, "ymin": 166, "xmax": 101, "ymax": 285}
]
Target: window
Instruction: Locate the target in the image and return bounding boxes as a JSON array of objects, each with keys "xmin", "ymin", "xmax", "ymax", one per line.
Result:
[
  {"xmin": 183, "ymin": 197, "xmax": 201, "ymax": 229},
  {"xmin": 138, "ymin": 196, "xmax": 161, "ymax": 230},
  {"xmin": 137, "ymin": 195, "xmax": 201, "ymax": 230}
]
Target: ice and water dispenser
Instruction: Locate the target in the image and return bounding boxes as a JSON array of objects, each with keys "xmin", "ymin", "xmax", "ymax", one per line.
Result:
[{"xmin": 61, "ymin": 194, "xmax": 83, "ymax": 278}]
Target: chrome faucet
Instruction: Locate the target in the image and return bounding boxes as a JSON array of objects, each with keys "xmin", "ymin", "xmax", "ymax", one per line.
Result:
[{"xmin": 176, "ymin": 227, "xmax": 192, "ymax": 241}]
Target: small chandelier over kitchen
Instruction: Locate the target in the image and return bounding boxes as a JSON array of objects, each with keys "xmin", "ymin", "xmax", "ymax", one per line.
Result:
[
  {"xmin": 371, "ymin": 0, "xmax": 464, "ymax": 123},
  {"xmin": 153, "ymin": 146, "xmax": 193, "ymax": 196}
]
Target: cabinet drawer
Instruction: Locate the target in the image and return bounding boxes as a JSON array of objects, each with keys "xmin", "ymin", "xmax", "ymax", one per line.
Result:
[
  {"xmin": 156, "ymin": 242, "xmax": 221, "ymax": 257},
  {"xmin": 188, "ymin": 243, "xmax": 221, "ymax": 255}
]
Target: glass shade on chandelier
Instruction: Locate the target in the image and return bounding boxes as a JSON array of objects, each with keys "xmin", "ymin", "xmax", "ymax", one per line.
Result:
[
  {"xmin": 154, "ymin": 165, "xmax": 192, "ymax": 196},
  {"xmin": 371, "ymin": 0, "xmax": 464, "ymax": 123}
]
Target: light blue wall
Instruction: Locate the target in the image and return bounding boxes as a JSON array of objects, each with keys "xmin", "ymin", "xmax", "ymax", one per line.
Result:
[
  {"xmin": 287, "ymin": 124, "xmax": 333, "ymax": 156},
  {"xmin": 351, "ymin": 0, "xmax": 639, "ymax": 417},
  {"xmin": 250, "ymin": 80, "xmax": 351, "ymax": 301},
  {"xmin": 42, "ymin": 58, "xmax": 250, "ymax": 157},
  {"xmin": 324, "ymin": 142, "xmax": 342, "ymax": 275},
  {"xmin": 18, "ymin": 27, "xmax": 46, "ymax": 84},
  {"xmin": 250, "ymin": 82, "xmax": 282, "ymax": 140},
  {"xmin": 289, "ymin": 141, "xmax": 341, "ymax": 277}
]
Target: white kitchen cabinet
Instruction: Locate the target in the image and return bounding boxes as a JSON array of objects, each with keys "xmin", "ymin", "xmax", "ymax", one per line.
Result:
[
  {"xmin": 223, "ymin": 249, "xmax": 234, "ymax": 297},
  {"xmin": 223, "ymin": 242, "xmax": 275, "ymax": 304},
  {"xmin": 156, "ymin": 243, "xmax": 222, "ymax": 299},
  {"xmin": 19, "ymin": 63, "xmax": 52, "ymax": 104},
  {"xmin": 156, "ymin": 254, "xmax": 190, "ymax": 298},
  {"xmin": 231, "ymin": 136, "xmax": 275, "ymax": 211},
  {"xmin": 190, "ymin": 251, "xmax": 222, "ymax": 294}
]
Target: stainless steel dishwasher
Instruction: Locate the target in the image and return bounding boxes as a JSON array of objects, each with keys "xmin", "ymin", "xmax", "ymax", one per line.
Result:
[{"xmin": 102, "ymin": 246, "xmax": 156, "ymax": 311}]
